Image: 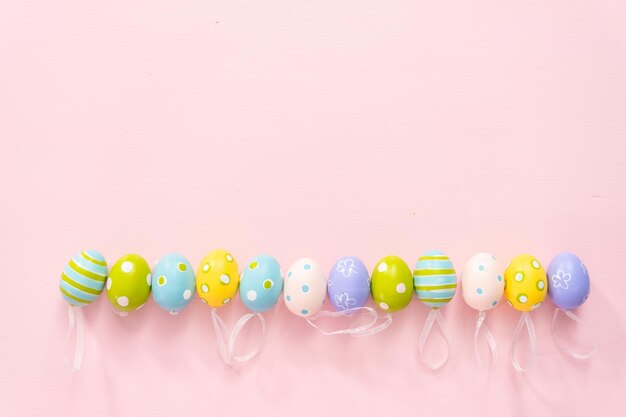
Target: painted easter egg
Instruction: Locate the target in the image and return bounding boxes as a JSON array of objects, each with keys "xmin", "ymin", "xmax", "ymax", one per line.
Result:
[
  {"xmin": 547, "ymin": 253, "xmax": 590, "ymax": 310},
  {"xmin": 413, "ymin": 250, "xmax": 457, "ymax": 308},
  {"xmin": 106, "ymin": 254, "xmax": 152, "ymax": 313},
  {"xmin": 240, "ymin": 255, "xmax": 284, "ymax": 313},
  {"xmin": 327, "ymin": 256, "xmax": 370, "ymax": 311},
  {"xmin": 461, "ymin": 252, "xmax": 504, "ymax": 311},
  {"xmin": 60, "ymin": 250, "xmax": 108, "ymax": 306},
  {"xmin": 196, "ymin": 249, "xmax": 239, "ymax": 307},
  {"xmin": 152, "ymin": 253, "xmax": 196, "ymax": 314},
  {"xmin": 371, "ymin": 255, "xmax": 413, "ymax": 312},
  {"xmin": 284, "ymin": 258, "xmax": 326, "ymax": 318},
  {"xmin": 504, "ymin": 254, "xmax": 547, "ymax": 312}
]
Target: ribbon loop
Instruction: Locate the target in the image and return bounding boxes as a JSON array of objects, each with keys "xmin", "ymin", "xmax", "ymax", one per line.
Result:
[
  {"xmin": 511, "ymin": 312, "xmax": 536, "ymax": 372},
  {"xmin": 211, "ymin": 309, "xmax": 268, "ymax": 365},
  {"xmin": 552, "ymin": 308, "xmax": 597, "ymax": 360},
  {"xmin": 351, "ymin": 312, "xmax": 393, "ymax": 337},
  {"xmin": 211, "ymin": 308, "xmax": 233, "ymax": 365},
  {"xmin": 64, "ymin": 305, "xmax": 84, "ymax": 371},
  {"xmin": 306, "ymin": 307, "xmax": 379, "ymax": 336},
  {"xmin": 229, "ymin": 312, "xmax": 267, "ymax": 363},
  {"xmin": 418, "ymin": 309, "xmax": 451, "ymax": 370},
  {"xmin": 474, "ymin": 311, "xmax": 497, "ymax": 367}
]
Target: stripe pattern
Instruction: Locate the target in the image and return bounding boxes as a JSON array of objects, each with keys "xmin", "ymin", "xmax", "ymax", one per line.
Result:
[
  {"xmin": 413, "ymin": 250, "xmax": 457, "ymax": 308},
  {"xmin": 59, "ymin": 250, "xmax": 108, "ymax": 306}
]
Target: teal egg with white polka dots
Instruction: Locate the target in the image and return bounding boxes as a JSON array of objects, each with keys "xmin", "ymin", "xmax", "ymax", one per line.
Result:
[
  {"xmin": 240, "ymin": 255, "xmax": 283, "ymax": 313},
  {"xmin": 152, "ymin": 253, "xmax": 196, "ymax": 314},
  {"xmin": 284, "ymin": 258, "xmax": 326, "ymax": 318}
]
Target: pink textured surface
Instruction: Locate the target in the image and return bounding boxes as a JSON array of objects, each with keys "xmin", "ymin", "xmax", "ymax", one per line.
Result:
[{"xmin": 1, "ymin": 1, "xmax": 626, "ymax": 416}]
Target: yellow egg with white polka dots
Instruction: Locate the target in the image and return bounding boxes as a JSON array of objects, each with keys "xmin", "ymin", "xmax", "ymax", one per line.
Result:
[
  {"xmin": 196, "ymin": 249, "xmax": 240, "ymax": 307},
  {"xmin": 504, "ymin": 254, "xmax": 547, "ymax": 312}
]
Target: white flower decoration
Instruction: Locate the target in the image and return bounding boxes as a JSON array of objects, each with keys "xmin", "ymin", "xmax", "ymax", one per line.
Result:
[
  {"xmin": 580, "ymin": 262, "xmax": 588, "ymax": 275},
  {"xmin": 551, "ymin": 269, "xmax": 572, "ymax": 290},
  {"xmin": 336, "ymin": 259, "xmax": 358, "ymax": 277},
  {"xmin": 335, "ymin": 292, "xmax": 357, "ymax": 309}
]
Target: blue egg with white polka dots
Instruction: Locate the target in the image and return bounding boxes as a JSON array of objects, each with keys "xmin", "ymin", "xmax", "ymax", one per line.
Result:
[
  {"xmin": 152, "ymin": 253, "xmax": 196, "ymax": 314},
  {"xmin": 240, "ymin": 255, "xmax": 284, "ymax": 313}
]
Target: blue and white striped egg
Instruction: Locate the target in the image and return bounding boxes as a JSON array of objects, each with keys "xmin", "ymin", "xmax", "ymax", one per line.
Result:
[
  {"xmin": 59, "ymin": 250, "xmax": 108, "ymax": 306},
  {"xmin": 152, "ymin": 253, "xmax": 196, "ymax": 314},
  {"xmin": 413, "ymin": 250, "xmax": 457, "ymax": 308},
  {"xmin": 240, "ymin": 255, "xmax": 284, "ymax": 313}
]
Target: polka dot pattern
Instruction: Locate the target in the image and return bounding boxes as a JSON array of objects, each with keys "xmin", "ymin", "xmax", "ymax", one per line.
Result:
[
  {"xmin": 121, "ymin": 261, "xmax": 133, "ymax": 273},
  {"xmin": 152, "ymin": 253, "xmax": 195, "ymax": 313},
  {"xmin": 196, "ymin": 249, "xmax": 239, "ymax": 308},
  {"xmin": 283, "ymin": 258, "xmax": 326, "ymax": 318},
  {"xmin": 106, "ymin": 254, "xmax": 151, "ymax": 313},
  {"xmin": 504, "ymin": 254, "xmax": 547, "ymax": 312},
  {"xmin": 461, "ymin": 252, "xmax": 504, "ymax": 312},
  {"xmin": 372, "ymin": 255, "xmax": 413, "ymax": 312}
]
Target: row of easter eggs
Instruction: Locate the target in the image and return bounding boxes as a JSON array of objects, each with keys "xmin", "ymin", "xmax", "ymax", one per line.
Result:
[{"xmin": 60, "ymin": 250, "xmax": 590, "ymax": 316}]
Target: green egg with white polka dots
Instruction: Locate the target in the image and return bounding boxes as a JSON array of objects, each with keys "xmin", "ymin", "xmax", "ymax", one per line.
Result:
[
  {"xmin": 371, "ymin": 255, "xmax": 413, "ymax": 312},
  {"xmin": 106, "ymin": 254, "xmax": 152, "ymax": 314}
]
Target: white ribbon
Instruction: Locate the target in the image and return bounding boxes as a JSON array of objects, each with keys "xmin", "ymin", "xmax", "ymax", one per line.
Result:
[
  {"xmin": 211, "ymin": 308, "xmax": 232, "ymax": 365},
  {"xmin": 511, "ymin": 312, "xmax": 536, "ymax": 372},
  {"xmin": 551, "ymin": 308, "xmax": 597, "ymax": 360},
  {"xmin": 418, "ymin": 308, "xmax": 451, "ymax": 370},
  {"xmin": 474, "ymin": 311, "xmax": 497, "ymax": 367},
  {"xmin": 211, "ymin": 308, "xmax": 267, "ymax": 365},
  {"xmin": 64, "ymin": 305, "xmax": 84, "ymax": 371},
  {"xmin": 229, "ymin": 312, "xmax": 267, "ymax": 363},
  {"xmin": 352, "ymin": 312, "xmax": 393, "ymax": 337},
  {"xmin": 306, "ymin": 307, "xmax": 379, "ymax": 336}
]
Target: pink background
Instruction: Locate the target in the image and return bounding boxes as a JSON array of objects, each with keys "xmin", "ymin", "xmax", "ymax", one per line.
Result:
[{"xmin": 1, "ymin": 1, "xmax": 626, "ymax": 416}]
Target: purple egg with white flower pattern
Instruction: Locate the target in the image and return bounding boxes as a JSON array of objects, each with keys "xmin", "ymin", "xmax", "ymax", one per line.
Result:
[
  {"xmin": 327, "ymin": 256, "xmax": 370, "ymax": 311},
  {"xmin": 547, "ymin": 253, "xmax": 590, "ymax": 310}
]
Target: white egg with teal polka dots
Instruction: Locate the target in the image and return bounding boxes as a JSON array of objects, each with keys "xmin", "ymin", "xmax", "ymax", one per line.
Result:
[
  {"xmin": 284, "ymin": 258, "xmax": 326, "ymax": 318},
  {"xmin": 151, "ymin": 253, "xmax": 196, "ymax": 314},
  {"xmin": 461, "ymin": 252, "xmax": 504, "ymax": 312}
]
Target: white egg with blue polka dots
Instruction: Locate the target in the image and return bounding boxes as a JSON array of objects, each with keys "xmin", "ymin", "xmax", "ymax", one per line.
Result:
[
  {"xmin": 284, "ymin": 258, "xmax": 326, "ymax": 318},
  {"xmin": 461, "ymin": 252, "xmax": 504, "ymax": 312}
]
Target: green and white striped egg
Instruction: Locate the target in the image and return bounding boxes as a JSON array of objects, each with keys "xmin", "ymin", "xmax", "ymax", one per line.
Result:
[
  {"xmin": 413, "ymin": 250, "xmax": 457, "ymax": 308},
  {"xmin": 59, "ymin": 250, "xmax": 108, "ymax": 306}
]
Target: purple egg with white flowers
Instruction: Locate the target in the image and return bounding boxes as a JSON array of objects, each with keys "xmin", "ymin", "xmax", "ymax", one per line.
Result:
[
  {"xmin": 327, "ymin": 256, "xmax": 370, "ymax": 311},
  {"xmin": 547, "ymin": 253, "xmax": 590, "ymax": 310}
]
